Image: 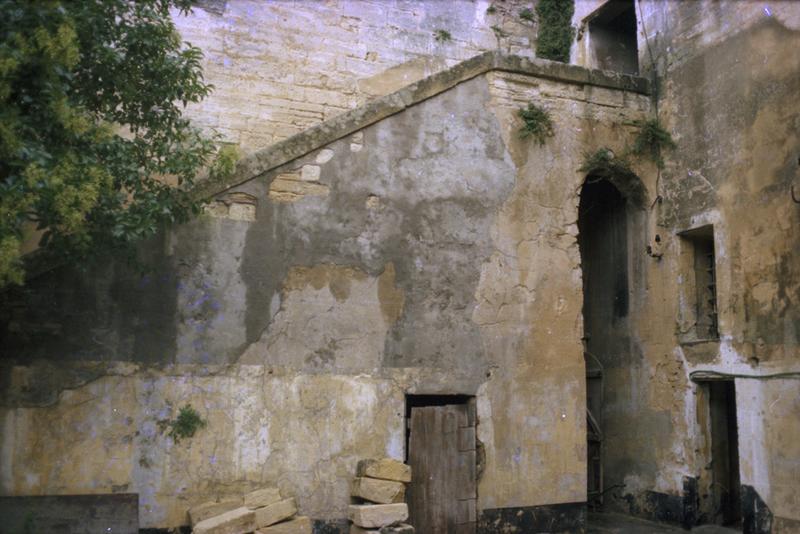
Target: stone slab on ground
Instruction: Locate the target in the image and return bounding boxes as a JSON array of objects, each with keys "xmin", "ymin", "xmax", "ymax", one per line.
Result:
[
  {"xmin": 193, "ymin": 506, "xmax": 256, "ymax": 534},
  {"xmin": 244, "ymin": 487, "xmax": 283, "ymax": 509},
  {"xmin": 348, "ymin": 504, "xmax": 409, "ymax": 528},
  {"xmin": 350, "ymin": 523, "xmax": 415, "ymax": 533},
  {"xmin": 356, "ymin": 458, "xmax": 412, "ymax": 483},
  {"xmin": 256, "ymin": 515, "xmax": 312, "ymax": 533},
  {"xmin": 352, "ymin": 477, "xmax": 406, "ymax": 504},
  {"xmin": 189, "ymin": 498, "xmax": 243, "ymax": 526},
  {"xmin": 255, "ymin": 497, "xmax": 297, "ymax": 528}
]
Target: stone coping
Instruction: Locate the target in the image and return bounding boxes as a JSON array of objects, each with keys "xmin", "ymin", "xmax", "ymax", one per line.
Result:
[{"xmin": 194, "ymin": 51, "xmax": 650, "ymax": 199}]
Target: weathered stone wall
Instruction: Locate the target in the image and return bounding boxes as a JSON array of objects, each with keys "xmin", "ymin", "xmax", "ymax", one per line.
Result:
[
  {"xmin": 3, "ymin": 1, "xmax": 798, "ymax": 531},
  {"xmin": 567, "ymin": 0, "xmax": 800, "ymax": 528},
  {"xmin": 174, "ymin": 0, "xmax": 539, "ymax": 151},
  {"xmin": 653, "ymin": 2, "xmax": 800, "ymax": 528},
  {"xmin": 0, "ymin": 57, "xmax": 650, "ymax": 528}
]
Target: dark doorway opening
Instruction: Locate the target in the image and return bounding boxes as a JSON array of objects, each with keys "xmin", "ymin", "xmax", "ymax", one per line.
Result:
[
  {"xmin": 707, "ymin": 381, "xmax": 742, "ymax": 526},
  {"xmin": 578, "ymin": 177, "xmax": 631, "ymax": 509},
  {"xmin": 405, "ymin": 395, "xmax": 476, "ymax": 534}
]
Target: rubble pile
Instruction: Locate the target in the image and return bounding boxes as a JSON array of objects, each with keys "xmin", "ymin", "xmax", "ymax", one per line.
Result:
[
  {"xmin": 190, "ymin": 487, "xmax": 311, "ymax": 534},
  {"xmin": 348, "ymin": 458, "xmax": 415, "ymax": 534}
]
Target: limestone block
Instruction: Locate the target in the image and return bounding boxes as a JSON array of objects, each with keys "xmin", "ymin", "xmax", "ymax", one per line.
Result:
[
  {"xmin": 244, "ymin": 487, "xmax": 282, "ymax": 509},
  {"xmin": 255, "ymin": 498, "xmax": 297, "ymax": 528},
  {"xmin": 356, "ymin": 458, "xmax": 412, "ymax": 483},
  {"xmin": 256, "ymin": 515, "xmax": 312, "ymax": 533},
  {"xmin": 352, "ymin": 477, "xmax": 406, "ymax": 504},
  {"xmin": 315, "ymin": 148, "xmax": 334, "ymax": 164},
  {"xmin": 381, "ymin": 525, "xmax": 415, "ymax": 534},
  {"xmin": 350, "ymin": 524, "xmax": 414, "ymax": 534},
  {"xmin": 227, "ymin": 202, "xmax": 256, "ymax": 222},
  {"xmin": 300, "ymin": 165, "xmax": 321, "ymax": 182},
  {"xmin": 348, "ymin": 504, "xmax": 409, "ymax": 528},
  {"xmin": 188, "ymin": 498, "xmax": 243, "ymax": 526},
  {"xmin": 193, "ymin": 506, "xmax": 256, "ymax": 534}
]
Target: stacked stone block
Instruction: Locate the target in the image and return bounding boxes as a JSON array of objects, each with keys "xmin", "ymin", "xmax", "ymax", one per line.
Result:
[
  {"xmin": 348, "ymin": 459, "xmax": 415, "ymax": 534},
  {"xmin": 189, "ymin": 487, "xmax": 310, "ymax": 534}
]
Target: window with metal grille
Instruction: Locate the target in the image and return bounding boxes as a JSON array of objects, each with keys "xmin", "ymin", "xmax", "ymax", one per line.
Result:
[{"xmin": 681, "ymin": 225, "xmax": 719, "ymax": 340}]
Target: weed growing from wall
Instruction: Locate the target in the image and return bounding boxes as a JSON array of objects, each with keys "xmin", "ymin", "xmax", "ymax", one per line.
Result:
[
  {"xmin": 535, "ymin": 0, "xmax": 575, "ymax": 62},
  {"xmin": 630, "ymin": 119, "xmax": 676, "ymax": 169},
  {"xmin": 434, "ymin": 29, "xmax": 452, "ymax": 43},
  {"xmin": 519, "ymin": 8, "xmax": 535, "ymax": 22},
  {"xmin": 518, "ymin": 103, "xmax": 554, "ymax": 145},
  {"xmin": 159, "ymin": 404, "xmax": 207, "ymax": 443},
  {"xmin": 580, "ymin": 148, "xmax": 635, "ymax": 178},
  {"xmin": 491, "ymin": 25, "xmax": 507, "ymax": 39},
  {"xmin": 210, "ymin": 144, "xmax": 241, "ymax": 180},
  {"xmin": 486, "ymin": 5, "xmax": 497, "ymax": 15}
]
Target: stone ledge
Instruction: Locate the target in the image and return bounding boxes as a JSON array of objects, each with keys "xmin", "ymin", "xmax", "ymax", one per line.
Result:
[{"xmin": 193, "ymin": 51, "xmax": 650, "ymax": 200}]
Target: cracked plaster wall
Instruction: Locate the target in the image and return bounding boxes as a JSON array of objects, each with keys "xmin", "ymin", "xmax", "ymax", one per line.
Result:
[
  {"xmin": 563, "ymin": 1, "xmax": 800, "ymax": 527},
  {"xmin": 0, "ymin": 69, "xmax": 650, "ymax": 528}
]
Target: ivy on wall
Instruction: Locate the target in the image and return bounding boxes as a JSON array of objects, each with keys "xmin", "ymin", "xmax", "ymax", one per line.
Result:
[{"xmin": 535, "ymin": 0, "xmax": 576, "ymax": 63}]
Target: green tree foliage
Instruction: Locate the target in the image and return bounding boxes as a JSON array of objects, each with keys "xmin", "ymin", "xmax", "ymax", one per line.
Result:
[
  {"xmin": 535, "ymin": 0, "xmax": 575, "ymax": 63},
  {"xmin": 0, "ymin": 0, "xmax": 230, "ymax": 288}
]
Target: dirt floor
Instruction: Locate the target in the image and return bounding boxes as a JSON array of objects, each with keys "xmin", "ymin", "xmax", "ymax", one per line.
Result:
[{"xmin": 588, "ymin": 512, "xmax": 741, "ymax": 533}]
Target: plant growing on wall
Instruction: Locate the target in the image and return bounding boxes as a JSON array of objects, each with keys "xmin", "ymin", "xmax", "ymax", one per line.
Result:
[
  {"xmin": 434, "ymin": 29, "xmax": 452, "ymax": 43},
  {"xmin": 491, "ymin": 25, "xmax": 508, "ymax": 39},
  {"xmin": 580, "ymin": 147, "xmax": 635, "ymax": 178},
  {"xmin": 535, "ymin": 0, "xmax": 575, "ymax": 63},
  {"xmin": 630, "ymin": 118, "xmax": 676, "ymax": 169},
  {"xmin": 518, "ymin": 103, "xmax": 554, "ymax": 145},
  {"xmin": 159, "ymin": 404, "xmax": 207, "ymax": 443},
  {"xmin": 519, "ymin": 8, "xmax": 535, "ymax": 22}
]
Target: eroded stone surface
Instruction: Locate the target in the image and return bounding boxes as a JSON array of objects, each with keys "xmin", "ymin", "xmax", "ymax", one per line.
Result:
[
  {"xmin": 356, "ymin": 459, "xmax": 411, "ymax": 483},
  {"xmin": 244, "ymin": 487, "xmax": 282, "ymax": 509},
  {"xmin": 189, "ymin": 498, "xmax": 243, "ymax": 526},
  {"xmin": 256, "ymin": 515, "xmax": 312, "ymax": 534},
  {"xmin": 193, "ymin": 506, "xmax": 255, "ymax": 534},
  {"xmin": 348, "ymin": 504, "xmax": 409, "ymax": 528},
  {"xmin": 255, "ymin": 498, "xmax": 297, "ymax": 528},
  {"xmin": 351, "ymin": 477, "xmax": 405, "ymax": 504}
]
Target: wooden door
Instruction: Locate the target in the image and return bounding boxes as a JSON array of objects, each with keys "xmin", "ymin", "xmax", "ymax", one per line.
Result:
[{"xmin": 407, "ymin": 403, "xmax": 476, "ymax": 534}]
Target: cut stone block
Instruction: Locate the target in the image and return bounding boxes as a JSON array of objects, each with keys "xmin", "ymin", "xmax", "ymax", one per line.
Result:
[
  {"xmin": 350, "ymin": 524, "xmax": 415, "ymax": 534},
  {"xmin": 255, "ymin": 498, "xmax": 297, "ymax": 528},
  {"xmin": 352, "ymin": 477, "xmax": 405, "ymax": 504},
  {"xmin": 188, "ymin": 498, "xmax": 243, "ymax": 526},
  {"xmin": 256, "ymin": 515, "xmax": 312, "ymax": 533},
  {"xmin": 244, "ymin": 487, "xmax": 282, "ymax": 509},
  {"xmin": 356, "ymin": 459, "xmax": 412, "ymax": 483},
  {"xmin": 348, "ymin": 504, "xmax": 408, "ymax": 528},
  {"xmin": 193, "ymin": 506, "xmax": 256, "ymax": 534}
]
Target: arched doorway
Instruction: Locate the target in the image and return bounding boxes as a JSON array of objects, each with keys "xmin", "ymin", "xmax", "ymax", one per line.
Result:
[{"xmin": 578, "ymin": 170, "xmax": 645, "ymax": 511}]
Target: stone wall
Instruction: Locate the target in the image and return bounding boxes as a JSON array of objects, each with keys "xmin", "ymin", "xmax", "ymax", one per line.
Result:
[
  {"xmin": 0, "ymin": 55, "xmax": 650, "ymax": 528},
  {"xmin": 2, "ymin": 1, "xmax": 798, "ymax": 531},
  {"xmin": 174, "ymin": 0, "xmax": 539, "ymax": 151},
  {"xmin": 568, "ymin": 0, "xmax": 800, "ymax": 529}
]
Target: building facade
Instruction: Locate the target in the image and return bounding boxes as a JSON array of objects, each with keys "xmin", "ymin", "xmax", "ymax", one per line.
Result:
[{"xmin": 1, "ymin": 1, "xmax": 798, "ymax": 532}]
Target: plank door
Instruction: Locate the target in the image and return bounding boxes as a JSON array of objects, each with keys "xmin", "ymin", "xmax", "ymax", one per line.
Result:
[{"xmin": 407, "ymin": 403, "xmax": 477, "ymax": 534}]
